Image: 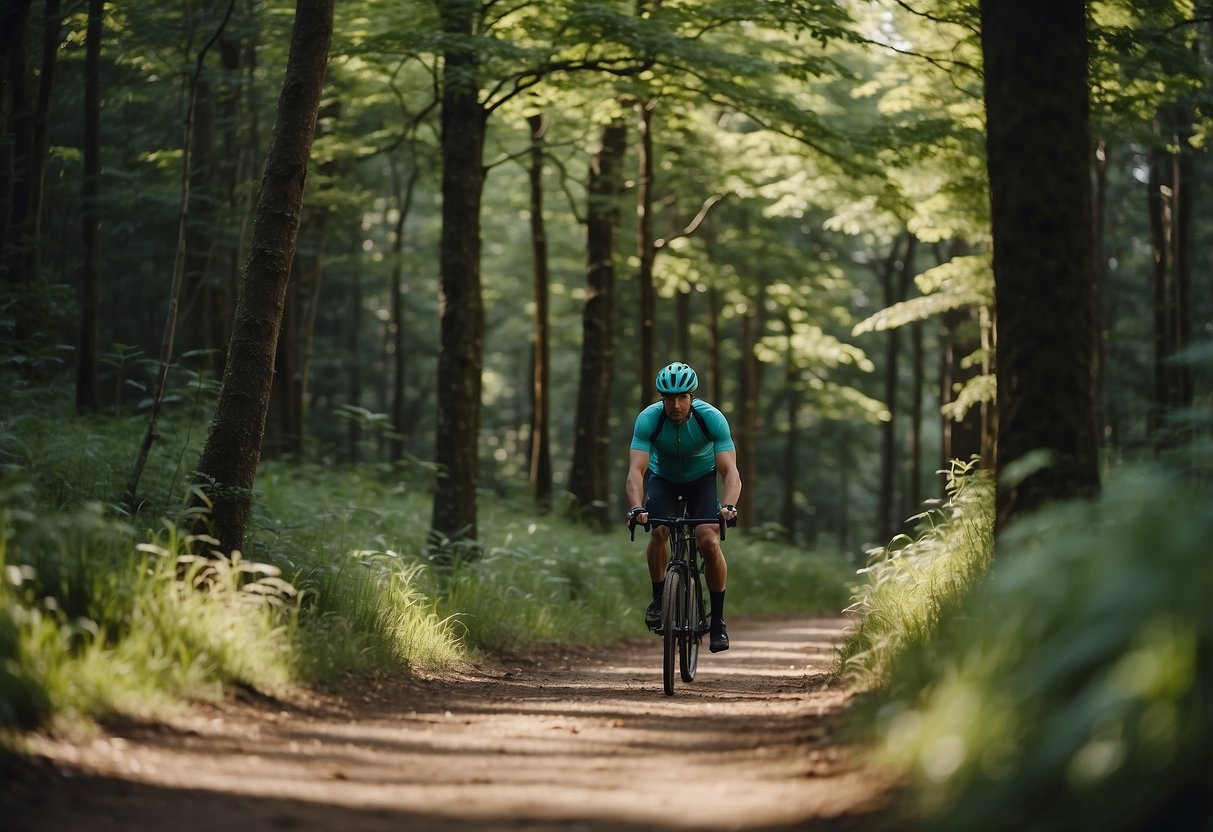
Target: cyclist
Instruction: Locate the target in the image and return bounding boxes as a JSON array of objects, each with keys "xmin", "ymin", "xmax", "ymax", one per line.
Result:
[{"xmin": 625, "ymin": 361, "xmax": 741, "ymax": 653}]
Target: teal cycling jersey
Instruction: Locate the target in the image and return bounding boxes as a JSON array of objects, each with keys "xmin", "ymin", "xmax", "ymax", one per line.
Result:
[{"xmin": 630, "ymin": 399, "xmax": 735, "ymax": 483}]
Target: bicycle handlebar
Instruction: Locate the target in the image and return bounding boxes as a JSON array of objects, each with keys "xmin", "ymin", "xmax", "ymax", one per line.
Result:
[{"xmin": 628, "ymin": 515, "xmax": 735, "ymax": 542}]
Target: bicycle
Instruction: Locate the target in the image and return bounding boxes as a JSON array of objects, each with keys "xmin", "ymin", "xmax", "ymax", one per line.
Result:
[{"xmin": 631, "ymin": 511, "xmax": 730, "ymax": 696}]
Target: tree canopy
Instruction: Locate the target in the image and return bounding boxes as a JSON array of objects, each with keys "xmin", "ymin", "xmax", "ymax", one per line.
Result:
[{"xmin": 0, "ymin": 0, "xmax": 1208, "ymax": 549}]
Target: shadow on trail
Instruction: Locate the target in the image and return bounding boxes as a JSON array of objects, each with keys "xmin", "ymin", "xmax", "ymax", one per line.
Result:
[
  {"xmin": 2, "ymin": 616, "xmax": 897, "ymax": 832},
  {"xmin": 4, "ymin": 754, "xmax": 889, "ymax": 832}
]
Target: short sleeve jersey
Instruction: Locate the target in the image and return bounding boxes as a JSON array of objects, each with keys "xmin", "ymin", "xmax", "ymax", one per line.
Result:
[{"xmin": 630, "ymin": 399, "xmax": 735, "ymax": 483}]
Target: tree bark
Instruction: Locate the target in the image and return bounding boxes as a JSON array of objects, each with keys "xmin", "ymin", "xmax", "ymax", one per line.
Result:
[
  {"xmin": 981, "ymin": 0, "xmax": 1099, "ymax": 530},
  {"xmin": 23, "ymin": 0, "xmax": 60, "ymax": 284},
  {"xmin": 940, "ymin": 306, "xmax": 982, "ymax": 465},
  {"xmin": 1147, "ymin": 130, "xmax": 1170, "ymax": 440},
  {"xmin": 0, "ymin": 0, "xmax": 34, "ymax": 284},
  {"xmin": 569, "ymin": 118, "xmax": 626, "ymax": 529},
  {"xmin": 431, "ymin": 0, "xmax": 487, "ymax": 542},
  {"xmin": 780, "ymin": 311, "xmax": 799, "ymax": 541},
  {"xmin": 635, "ymin": 98, "xmax": 656, "ymax": 408},
  {"xmin": 191, "ymin": 0, "xmax": 334, "ymax": 553},
  {"xmin": 209, "ymin": 31, "xmax": 247, "ymax": 380},
  {"xmin": 75, "ymin": 0, "xmax": 101, "ymax": 414},
  {"xmin": 707, "ymin": 286, "xmax": 722, "ymax": 404},
  {"xmin": 348, "ymin": 267, "xmax": 363, "ymax": 462},
  {"xmin": 1092, "ymin": 136, "xmax": 1109, "ymax": 449},
  {"xmin": 388, "ymin": 153, "xmax": 418, "ymax": 462},
  {"xmin": 735, "ymin": 286, "xmax": 763, "ymax": 525},
  {"xmin": 1148, "ymin": 103, "xmax": 1196, "ymax": 446},
  {"xmin": 675, "ymin": 285, "xmax": 690, "ymax": 360},
  {"xmin": 125, "ymin": 0, "xmax": 236, "ymax": 514},
  {"xmin": 182, "ymin": 70, "xmax": 219, "ymax": 366},
  {"xmin": 876, "ymin": 233, "xmax": 912, "ymax": 542},
  {"xmin": 908, "ymin": 298, "xmax": 923, "ymax": 514},
  {"xmin": 527, "ymin": 111, "xmax": 552, "ymax": 508}
]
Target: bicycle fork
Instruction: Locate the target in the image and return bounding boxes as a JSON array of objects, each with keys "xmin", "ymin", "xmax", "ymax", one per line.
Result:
[{"xmin": 688, "ymin": 551, "xmax": 708, "ymax": 638}]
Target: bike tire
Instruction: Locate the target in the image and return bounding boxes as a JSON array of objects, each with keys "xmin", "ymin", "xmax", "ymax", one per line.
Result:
[
  {"xmin": 661, "ymin": 567, "xmax": 683, "ymax": 696},
  {"xmin": 680, "ymin": 570, "xmax": 701, "ymax": 682}
]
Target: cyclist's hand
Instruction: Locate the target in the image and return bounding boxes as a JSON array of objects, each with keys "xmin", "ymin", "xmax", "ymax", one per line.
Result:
[
  {"xmin": 720, "ymin": 504, "xmax": 738, "ymax": 527},
  {"xmin": 628, "ymin": 506, "xmax": 649, "ymax": 525}
]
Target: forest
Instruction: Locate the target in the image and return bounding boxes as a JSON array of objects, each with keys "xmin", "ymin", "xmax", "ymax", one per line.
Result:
[
  {"xmin": 0, "ymin": 0, "xmax": 1201, "ymax": 550},
  {"xmin": 1, "ymin": 0, "xmax": 1210, "ymax": 829}
]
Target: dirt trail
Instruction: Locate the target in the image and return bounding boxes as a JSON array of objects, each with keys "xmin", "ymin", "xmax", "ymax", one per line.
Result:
[{"xmin": 3, "ymin": 616, "xmax": 897, "ymax": 831}]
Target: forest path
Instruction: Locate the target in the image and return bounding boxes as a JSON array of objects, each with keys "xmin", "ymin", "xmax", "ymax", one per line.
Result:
[{"xmin": 4, "ymin": 616, "xmax": 897, "ymax": 831}]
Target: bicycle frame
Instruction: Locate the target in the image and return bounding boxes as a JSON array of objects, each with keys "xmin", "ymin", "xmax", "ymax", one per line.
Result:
[
  {"xmin": 631, "ymin": 512, "xmax": 726, "ymax": 695},
  {"xmin": 650, "ymin": 515, "xmax": 719, "ymax": 630}
]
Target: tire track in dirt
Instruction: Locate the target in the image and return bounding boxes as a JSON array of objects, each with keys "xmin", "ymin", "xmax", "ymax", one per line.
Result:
[{"xmin": 3, "ymin": 616, "xmax": 897, "ymax": 831}]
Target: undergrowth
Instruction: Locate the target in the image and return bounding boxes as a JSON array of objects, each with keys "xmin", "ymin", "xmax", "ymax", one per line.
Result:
[
  {"xmin": 842, "ymin": 445, "xmax": 1212, "ymax": 831},
  {"xmin": 1, "ymin": 382, "xmax": 854, "ymax": 732}
]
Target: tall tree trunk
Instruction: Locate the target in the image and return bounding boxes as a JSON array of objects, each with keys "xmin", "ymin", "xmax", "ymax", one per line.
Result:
[
  {"xmin": 707, "ymin": 286, "xmax": 722, "ymax": 403},
  {"xmin": 735, "ymin": 287, "xmax": 763, "ymax": 525},
  {"xmin": 675, "ymin": 286, "xmax": 690, "ymax": 360},
  {"xmin": 210, "ymin": 31, "xmax": 247, "ymax": 380},
  {"xmin": 191, "ymin": 0, "xmax": 334, "ymax": 554},
  {"xmin": 75, "ymin": 0, "xmax": 101, "ymax": 414},
  {"xmin": 527, "ymin": 111, "xmax": 552, "ymax": 508},
  {"xmin": 0, "ymin": 0, "xmax": 34, "ymax": 286},
  {"xmin": 23, "ymin": 0, "xmax": 60, "ymax": 284},
  {"xmin": 1147, "ymin": 131, "xmax": 1171, "ymax": 440},
  {"xmin": 935, "ymin": 241, "xmax": 982, "ymax": 471},
  {"xmin": 876, "ymin": 234, "xmax": 908, "ymax": 542},
  {"xmin": 704, "ymin": 226, "xmax": 723, "ymax": 405},
  {"xmin": 125, "ymin": 0, "xmax": 235, "ymax": 513},
  {"xmin": 981, "ymin": 0, "xmax": 1099, "ymax": 530},
  {"xmin": 388, "ymin": 154, "xmax": 418, "ymax": 462},
  {"xmin": 431, "ymin": 0, "xmax": 487, "ymax": 542},
  {"xmin": 1147, "ymin": 104, "xmax": 1197, "ymax": 447},
  {"xmin": 940, "ymin": 307, "xmax": 982, "ymax": 465},
  {"xmin": 635, "ymin": 98, "xmax": 656, "ymax": 407},
  {"xmin": 347, "ymin": 270, "xmax": 363, "ymax": 462},
  {"xmin": 265, "ymin": 260, "xmax": 297, "ymax": 458},
  {"xmin": 908, "ymin": 312, "xmax": 924, "ymax": 513},
  {"xmin": 838, "ymin": 430, "xmax": 851, "ymax": 553},
  {"xmin": 0, "ymin": 0, "xmax": 34, "ymax": 252},
  {"xmin": 901, "ymin": 235, "xmax": 919, "ymax": 517},
  {"xmin": 182, "ymin": 72, "xmax": 218, "ymax": 363},
  {"xmin": 1093, "ymin": 135, "xmax": 1110, "ymax": 450},
  {"xmin": 569, "ymin": 118, "xmax": 626, "ymax": 529},
  {"xmin": 1171, "ymin": 108, "xmax": 1194, "ymax": 414},
  {"xmin": 780, "ymin": 312, "xmax": 799, "ymax": 541},
  {"xmin": 182, "ymin": 0, "xmax": 242, "ymax": 377}
]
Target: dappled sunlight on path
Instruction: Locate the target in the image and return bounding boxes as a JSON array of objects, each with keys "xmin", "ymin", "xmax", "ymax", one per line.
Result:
[{"xmin": 4, "ymin": 616, "xmax": 896, "ymax": 832}]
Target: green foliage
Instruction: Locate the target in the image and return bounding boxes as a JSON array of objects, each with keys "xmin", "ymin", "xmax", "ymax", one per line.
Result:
[
  {"xmin": 0, "ymin": 488, "xmax": 299, "ymax": 728},
  {"xmin": 431, "ymin": 513, "xmax": 855, "ymax": 653},
  {"xmin": 852, "ymin": 254, "xmax": 994, "ymax": 335},
  {"xmin": 842, "ymin": 448, "xmax": 1213, "ymax": 831},
  {"xmin": 836, "ymin": 458, "xmax": 994, "ymax": 689},
  {"xmin": 1, "ymin": 383, "xmax": 853, "ymax": 731}
]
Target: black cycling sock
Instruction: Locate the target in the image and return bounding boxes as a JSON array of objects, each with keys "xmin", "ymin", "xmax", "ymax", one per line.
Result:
[
  {"xmin": 652, "ymin": 581, "xmax": 664, "ymax": 602},
  {"xmin": 710, "ymin": 590, "xmax": 726, "ymax": 622}
]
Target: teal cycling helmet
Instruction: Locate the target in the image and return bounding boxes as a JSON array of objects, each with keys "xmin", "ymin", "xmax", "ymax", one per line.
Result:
[{"xmin": 656, "ymin": 362, "xmax": 698, "ymax": 394}]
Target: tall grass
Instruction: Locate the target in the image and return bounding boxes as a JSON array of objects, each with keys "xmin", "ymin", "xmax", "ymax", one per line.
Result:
[
  {"xmin": 842, "ymin": 449, "xmax": 1212, "ymax": 831},
  {"xmin": 1, "ymin": 497, "xmax": 297, "ymax": 728},
  {"xmin": 2, "ymin": 381, "xmax": 855, "ymax": 731},
  {"xmin": 836, "ymin": 458, "xmax": 994, "ymax": 691}
]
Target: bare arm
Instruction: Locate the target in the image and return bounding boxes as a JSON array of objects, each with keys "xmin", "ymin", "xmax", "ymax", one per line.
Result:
[
  {"xmin": 716, "ymin": 449, "xmax": 741, "ymax": 520},
  {"xmin": 626, "ymin": 449, "xmax": 650, "ymax": 522}
]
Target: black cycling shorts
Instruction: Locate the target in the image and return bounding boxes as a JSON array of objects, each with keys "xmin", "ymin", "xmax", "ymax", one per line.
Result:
[{"xmin": 645, "ymin": 470, "xmax": 719, "ymax": 521}]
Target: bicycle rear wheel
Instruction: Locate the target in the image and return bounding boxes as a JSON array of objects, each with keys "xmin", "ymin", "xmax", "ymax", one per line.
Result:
[
  {"xmin": 679, "ymin": 570, "xmax": 701, "ymax": 682},
  {"xmin": 661, "ymin": 567, "xmax": 683, "ymax": 696}
]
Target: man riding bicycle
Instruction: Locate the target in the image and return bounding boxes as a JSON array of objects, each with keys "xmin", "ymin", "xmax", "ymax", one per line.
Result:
[{"xmin": 625, "ymin": 361, "xmax": 741, "ymax": 653}]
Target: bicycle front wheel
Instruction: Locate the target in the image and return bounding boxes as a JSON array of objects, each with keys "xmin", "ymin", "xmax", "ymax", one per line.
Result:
[
  {"xmin": 661, "ymin": 567, "xmax": 683, "ymax": 696},
  {"xmin": 680, "ymin": 570, "xmax": 701, "ymax": 682}
]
